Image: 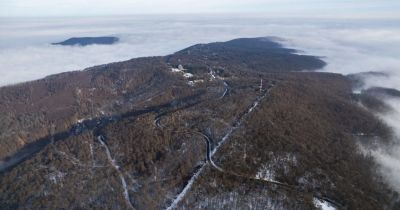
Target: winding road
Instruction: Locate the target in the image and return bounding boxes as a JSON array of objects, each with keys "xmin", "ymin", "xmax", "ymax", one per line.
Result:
[
  {"xmin": 164, "ymin": 82, "xmax": 344, "ymax": 210},
  {"xmin": 0, "ymin": 71, "xmax": 343, "ymax": 210},
  {"xmin": 165, "ymin": 83, "xmax": 273, "ymax": 210},
  {"xmin": 198, "ymin": 131, "xmax": 343, "ymax": 210}
]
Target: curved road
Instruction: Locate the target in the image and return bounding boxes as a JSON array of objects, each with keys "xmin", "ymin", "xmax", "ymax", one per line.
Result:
[
  {"xmin": 196, "ymin": 131, "xmax": 344, "ymax": 210},
  {"xmin": 165, "ymin": 83, "xmax": 344, "ymax": 210},
  {"xmin": 166, "ymin": 84, "xmax": 272, "ymax": 210}
]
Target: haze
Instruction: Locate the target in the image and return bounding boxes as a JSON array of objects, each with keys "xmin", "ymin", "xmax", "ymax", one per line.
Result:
[{"xmin": 1, "ymin": 0, "xmax": 400, "ymax": 18}]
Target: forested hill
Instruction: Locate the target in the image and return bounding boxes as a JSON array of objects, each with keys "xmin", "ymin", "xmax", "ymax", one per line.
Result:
[
  {"xmin": 52, "ymin": 36, "xmax": 119, "ymax": 46},
  {"xmin": 0, "ymin": 37, "xmax": 398, "ymax": 210}
]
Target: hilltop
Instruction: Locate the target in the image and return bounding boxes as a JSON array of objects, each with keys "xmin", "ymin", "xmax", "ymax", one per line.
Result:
[{"xmin": 52, "ymin": 36, "xmax": 119, "ymax": 46}]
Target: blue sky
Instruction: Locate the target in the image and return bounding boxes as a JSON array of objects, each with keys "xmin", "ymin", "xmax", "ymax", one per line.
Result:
[{"xmin": 1, "ymin": 0, "xmax": 399, "ymax": 18}]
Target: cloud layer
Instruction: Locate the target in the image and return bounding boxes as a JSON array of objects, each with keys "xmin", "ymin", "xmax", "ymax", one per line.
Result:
[
  {"xmin": 1, "ymin": 15, "xmax": 400, "ymax": 192},
  {"xmin": 2, "ymin": 16, "xmax": 399, "ymax": 85}
]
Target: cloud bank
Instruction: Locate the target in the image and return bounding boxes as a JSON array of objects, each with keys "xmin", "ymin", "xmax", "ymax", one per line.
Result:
[
  {"xmin": 2, "ymin": 16, "xmax": 399, "ymax": 85},
  {"xmin": 1, "ymin": 15, "xmax": 400, "ymax": 192}
]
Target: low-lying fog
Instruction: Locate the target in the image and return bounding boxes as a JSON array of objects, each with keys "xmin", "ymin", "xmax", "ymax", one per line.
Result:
[{"xmin": 1, "ymin": 15, "xmax": 399, "ymax": 192}]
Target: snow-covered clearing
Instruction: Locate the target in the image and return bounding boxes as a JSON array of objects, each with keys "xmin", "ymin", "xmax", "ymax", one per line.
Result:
[
  {"xmin": 97, "ymin": 135, "xmax": 135, "ymax": 209},
  {"xmin": 314, "ymin": 198, "xmax": 337, "ymax": 210},
  {"xmin": 165, "ymin": 165, "xmax": 206, "ymax": 210}
]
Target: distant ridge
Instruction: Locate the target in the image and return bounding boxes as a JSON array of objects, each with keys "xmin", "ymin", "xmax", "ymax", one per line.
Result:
[{"xmin": 52, "ymin": 36, "xmax": 119, "ymax": 46}]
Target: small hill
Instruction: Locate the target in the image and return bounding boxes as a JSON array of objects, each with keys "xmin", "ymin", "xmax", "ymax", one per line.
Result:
[{"xmin": 52, "ymin": 36, "xmax": 119, "ymax": 46}]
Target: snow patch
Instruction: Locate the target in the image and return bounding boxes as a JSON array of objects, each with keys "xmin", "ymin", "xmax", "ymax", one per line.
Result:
[
  {"xmin": 48, "ymin": 171, "xmax": 66, "ymax": 185},
  {"xmin": 314, "ymin": 198, "xmax": 337, "ymax": 210},
  {"xmin": 76, "ymin": 117, "xmax": 93, "ymax": 124},
  {"xmin": 209, "ymin": 70, "xmax": 216, "ymax": 80},
  {"xmin": 171, "ymin": 64, "xmax": 195, "ymax": 80},
  {"xmin": 171, "ymin": 68, "xmax": 182, "ymax": 73},
  {"xmin": 183, "ymin": 73, "xmax": 193, "ymax": 78},
  {"xmin": 171, "ymin": 64, "xmax": 186, "ymax": 73},
  {"xmin": 255, "ymin": 153, "xmax": 297, "ymax": 181},
  {"xmin": 352, "ymin": 89, "xmax": 362, "ymax": 94},
  {"xmin": 187, "ymin": 79, "xmax": 204, "ymax": 86},
  {"xmin": 255, "ymin": 165, "xmax": 275, "ymax": 182}
]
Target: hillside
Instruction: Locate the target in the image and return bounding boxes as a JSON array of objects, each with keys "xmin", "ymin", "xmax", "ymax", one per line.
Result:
[{"xmin": 0, "ymin": 37, "xmax": 398, "ymax": 210}]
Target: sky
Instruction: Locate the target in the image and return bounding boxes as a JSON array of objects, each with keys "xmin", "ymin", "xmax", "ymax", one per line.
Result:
[{"xmin": 0, "ymin": 0, "xmax": 400, "ymax": 18}]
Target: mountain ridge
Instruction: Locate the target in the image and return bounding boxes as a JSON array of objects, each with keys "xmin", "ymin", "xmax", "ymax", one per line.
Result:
[{"xmin": 0, "ymin": 37, "xmax": 398, "ymax": 210}]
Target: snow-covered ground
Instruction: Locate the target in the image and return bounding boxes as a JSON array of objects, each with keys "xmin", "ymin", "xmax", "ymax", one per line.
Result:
[
  {"xmin": 166, "ymin": 165, "xmax": 206, "ymax": 210},
  {"xmin": 183, "ymin": 73, "xmax": 193, "ymax": 78},
  {"xmin": 313, "ymin": 198, "xmax": 337, "ymax": 210},
  {"xmin": 255, "ymin": 153, "xmax": 297, "ymax": 182}
]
